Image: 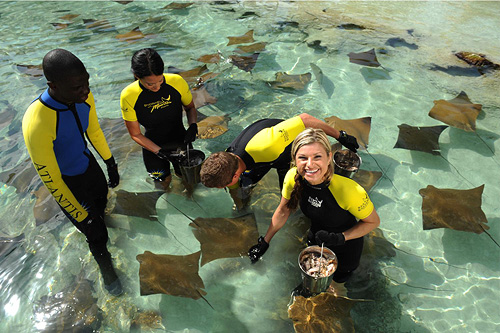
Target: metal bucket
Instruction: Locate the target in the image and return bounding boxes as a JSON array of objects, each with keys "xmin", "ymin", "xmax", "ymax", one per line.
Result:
[
  {"xmin": 179, "ymin": 149, "xmax": 205, "ymax": 185},
  {"xmin": 298, "ymin": 245, "xmax": 338, "ymax": 294},
  {"xmin": 333, "ymin": 149, "xmax": 361, "ymax": 178}
]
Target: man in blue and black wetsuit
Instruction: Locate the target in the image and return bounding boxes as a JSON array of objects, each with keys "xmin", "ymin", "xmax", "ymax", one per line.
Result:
[
  {"xmin": 22, "ymin": 49, "xmax": 123, "ymax": 296},
  {"xmin": 200, "ymin": 113, "xmax": 359, "ymax": 210}
]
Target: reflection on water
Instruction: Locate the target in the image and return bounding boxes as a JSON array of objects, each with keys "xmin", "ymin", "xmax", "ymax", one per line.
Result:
[{"xmin": 1, "ymin": 1, "xmax": 500, "ymax": 332}]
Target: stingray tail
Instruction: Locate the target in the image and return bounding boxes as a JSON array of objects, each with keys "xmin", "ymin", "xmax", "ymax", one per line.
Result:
[
  {"xmin": 366, "ymin": 149, "xmax": 398, "ymax": 192},
  {"xmin": 480, "ymin": 225, "xmax": 500, "ymax": 249},
  {"xmin": 198, "ymin": 291, "xmax": 214, "ymax": 309},
  {"xmin": 439, "ymin": 155, "xmax": 475, "ymax": 187},
  {"xmin": 474, "ymin": 132, "xmax": 500, "ymax": 167}
]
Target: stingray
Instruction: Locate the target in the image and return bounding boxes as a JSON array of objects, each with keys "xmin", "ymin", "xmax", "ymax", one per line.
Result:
[
  {"xmin": 325, "ymin": 116, "xmax": 371, "ymax": 149},
  {"xmin": 59, "ymin": 13, "xmax": 80, "ymax": 21},
  {"xmin": 0, "ymin": 159, "xmax": 40, "ymax": 194},
  {"xmin": 173, "ymin": 64, "xmax": 209, "ymax": 84},
  {"xmin": 50, "ymin": 22, "xmax": 69, "ymax": 30},
  {"xmin": 227, "ymin": 30, "xmax": 255, "ymax": 46},
  {"xmin": 197, "ymin": 115, "xmax": 230, "ymax": 139},
  {"xmin": 33, "ymin": 185, "xmax": 61, "ymax": 225},
  {"xmin": 192, "ymin": 84, "xmax": 217, "ymax": 109},
  {"xmin": 116, "ymin": 27, "xmax": 152, "ymax": 42},
  {"xmin": 307, "ymin": 40, "xmax": 327, "ymax": 53},
  {"xmin": 428, "ymin": 91, "xmax": 482, "ymax": 132},
  {"xmin": 385, "ymin": 37, "xmax": 418, "ymax": 50},
  {"xmin": 34, "ymin": 273, "xmax": 103, "ymax": 332},
  {"xmin": 351, "ymin": 169, "xmax": 383, "ymax": 193},
  {"xmin": 99, "ymin": 117, "xmax": 141, "ymax": 161},
  {"xmin": 337, "ymin": 23, "xmax": 366, "ymax": 30},
  {"xmin": 189, "ymin": 213, "xmax": 259, "ymax": 266},
  {"xmin": 229, "ymin": 53, "xmax": 260, "ymax": 72},
  {"xmin": 419, "ymin": 184, "xmax": 489, "ymax": 233},
  {"xmin": 288, "ymin": 292, "xmax": 358, "ymax": 332},
  {"xmin": 136, "ymin": 250, "xmax": 207, "ymax": 300},
  {"xmin": 394, "ymin": 124, "xmax": 448, "ymax": 155},
  {"xmin": 196, "ymin": 53, "xmax": 221, "ymax": 63},
  {"xmin": 83, "ymin": 19, "xmax": 115, "ymax": 33},
  {"xmin": 269, "ymin": 72, "xmax": 312, "ymax": 90},
  {"xmin": 110, "ymin": 190, "xmax": 163, "ymax": 220},
  {"xmin": 236, "ymin": 42, "xmax": 267, "ymax": 53},
  {"xmin": 310, "ymin": 63, "xmax": 334, "ymax": 99},
  {"xmin": 348, "ymin": 48, "xmax": 382, "ymax": 67},
  {"xmin": 16, "ymin": 64, "xmax": 44, "ymax": 78},
  {"xmin": 163, "ymin": 2, "xmax": 193, "ymax": 9}
]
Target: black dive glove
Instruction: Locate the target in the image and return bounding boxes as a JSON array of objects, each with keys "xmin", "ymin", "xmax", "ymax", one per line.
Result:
[
  {"xmin": 157, "ymin": 148, "xmax": 170, "ymax": 160},
  {"xmin": 104, "ymin": 156, "xmax": 119, "ymax": 188},
  {"xmin": 315, "ymin": 230, "xmax": 346, "ymax": 247},
  {"xmin": 248, "ymin": 236, "xmax": 269, "ymax": 263},
  {"xmin": 337, "ymin": 130, "xmax": 359, "ymax": 153},
  {"xmin": 184, "ymin": 123, "xmax": 198, "ymax": 144}
]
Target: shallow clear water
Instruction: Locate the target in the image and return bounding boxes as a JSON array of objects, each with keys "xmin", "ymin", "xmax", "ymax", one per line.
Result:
[{"xmin": 1, "ymin": 1, "xmax": 500, "ymax": 332}]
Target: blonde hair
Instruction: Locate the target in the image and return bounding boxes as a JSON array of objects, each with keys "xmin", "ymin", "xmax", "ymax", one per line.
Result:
[{"xmin": 286, "ymin": 128, "xmax": 334, "ymax": 210}]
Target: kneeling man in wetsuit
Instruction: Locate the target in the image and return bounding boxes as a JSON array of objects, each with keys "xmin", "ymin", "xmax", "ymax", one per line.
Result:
[{"xmin": 200, "ymin": 113, "xmax": 359, "ymax": 210}]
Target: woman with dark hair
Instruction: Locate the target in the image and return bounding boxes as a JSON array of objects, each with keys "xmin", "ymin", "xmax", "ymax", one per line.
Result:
[
  {"xmin": 120, "ymin": 48, "xmax": 198, "ymax": 188},
  {"xmin": 248, "ymin": 128, "xmax": 380, "ymax": 283}
]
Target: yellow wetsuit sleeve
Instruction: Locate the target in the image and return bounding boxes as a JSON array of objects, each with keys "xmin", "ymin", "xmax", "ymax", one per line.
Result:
[
  {"xmin": 281, "ymin": 167, "xmax": 298, "ymax": 200},
  {"xmin": 329, "ymin": 175, "xmax": 374, "ymax": 220},
  {"xmin": 246, "ymin": 116, "xmax": 305, "ymax": 163},
  {"xmin": 120, "ymin": 81, "xmax": 141, "ymax": 122},
  {"xmin": 164, "ymin": 74, "xmax": 193, "ymax": 106},
  {"xmin": 22, "ymin": 102, "xmax": 89, "ymax": 222},
  {"xmin": 86, "ymin": 92, "xmax": 112, "ymax": 160}
]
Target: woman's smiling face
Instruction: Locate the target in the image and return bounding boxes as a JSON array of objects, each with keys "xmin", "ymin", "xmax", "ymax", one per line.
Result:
[{"xmin": 295, "ymin": 142, "xmax": 332, "ymax": 185}]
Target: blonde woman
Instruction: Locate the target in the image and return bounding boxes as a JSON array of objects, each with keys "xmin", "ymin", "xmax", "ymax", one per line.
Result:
[{"xmin": 248, "ymin": 128, "xmax": 380, "ymax": 282}]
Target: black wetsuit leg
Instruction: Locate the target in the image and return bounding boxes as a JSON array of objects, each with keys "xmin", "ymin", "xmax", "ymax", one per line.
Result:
[{"xmin": 61, "ymin": 154, "xmax": 118, "ymax": 285}]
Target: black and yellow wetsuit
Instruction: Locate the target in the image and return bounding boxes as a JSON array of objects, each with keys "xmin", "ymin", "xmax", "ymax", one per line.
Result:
[
  {"xmin": 120, "ymin": 73, "xmax": 193, "ymax": 180},
  {"xmin": 227, "ymin": 116, "xmax": 305, "ymax": 188},
  {"xmin": 23, "ymin": 89, "xmax": 112, "ymax": 223},
  {"xmin": 282, "ymin": 168, "xmax": 374, "ymax": 279},
  {"xmin": 23, "ymin": 88, "xmax": 118, "ymax": 285}
]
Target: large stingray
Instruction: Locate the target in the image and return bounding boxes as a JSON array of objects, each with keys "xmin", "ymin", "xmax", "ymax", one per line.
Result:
[
  {"xmin": 227, "ymin": 30, "xmax": 255, "ymax": 46},
  {"xmin": 325, "ymin": 116, "xmax": 371, "ymax": 149},
  {"xmin": 116, "ymin": 27, "xmax": 153, "ymax": 42},
  {"xmin": 110, "ymin": 190, "xmax": 163, "ymax": 220},
  {"xmin": 310, "ymin": 63, "xmax": 334, "ymax": 99},
  {"xmin": 34, "ymin": 273, "xmax": 103, "ymax": 332},
  {"xmin": 16, "ymin": 64, "xmax": 44, "ymax": 78},
  {"xmin": 348, "ymin": 48, "xmax": 382, "ymax": 67},
  {"xmin": 163, "ymin": 2, "xmax": 193, "ymax": 9},
  {"xmin": 189, "ymin": 213, "xmax": 259, "ymax": 266},
  {"xmin": 83, "ymin": 19, "xmax": 115, "ymax": 33},
  {"xmin": 192, "ymin": 83, "xmax": 217, "ymax": 109},
  {"xmin": 197, "ymin": 115, "xmax": 230, "ymax": 139},
  {"xmin": 59, "ymin": 13, "xmax": 80, "ymax": 21},
  {"xmin": 0, "ymin": 159, "xmax": 39, "ymax": 194},
  {"xmin": 136, "ymin": 250, "xmax": 207, "ymax": 300},
  {"xmin": 99, "ymin": 118, "xmax": 141, "ymax": 162},
  {"xmin": 196, "ymin": 53, "xmax": 221, "ymax": 63},
  {"xmin": 428, "ymin": 91, "xmax": 482, "ymax": 132},
  {"xmin": 351, "ymin": 169, "xmax": 383, "ymax": 193},
  {"xmin": 173, "ymin": 64, "xmax": 209, "ymax": 84},
  {"xmin": 229, "ymin": 53, "xmax": 260, "ymax": 72},
  {"xmin": 33, "ymin": 185, "xmax": 61, "ymax": 225},
  {"xmin": 394, "ymin": 124, "xmax": 448, "ymax": 155},
  {"xmin": 269, "ymin": 72, "xmax": 312, "ymax": 90},
  {"xmin": 50, "ymin": 22, "xmax": 69, "ymax": 30},
  {"xmin": 419, "ymin": 184, "xmax": 489, "ymax": 233},
  {"xmin": 288, "ymin": 292, "xmax": 358, "ymax": 332},
  {"xmin": 236, "ymin": 42, "xmax": 267, "ymax": 53}
]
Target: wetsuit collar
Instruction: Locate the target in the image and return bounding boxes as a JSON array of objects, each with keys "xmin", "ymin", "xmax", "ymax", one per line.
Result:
[
  {"xmin": 40, "ymin": 89, "xmax": 73, "ymax": 111},
  {"xmin": 303, "ymin": 178, "xmax": 330, "ymax": 190}
]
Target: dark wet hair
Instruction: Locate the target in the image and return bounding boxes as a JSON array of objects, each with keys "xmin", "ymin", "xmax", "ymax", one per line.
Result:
[
  {"xmin": 42, "ymin": 49, "xmax": 86, "ymax": 83},
  {"xmin": 131, "ymin": 48, "xmax": 164, "ymax": 78}
]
